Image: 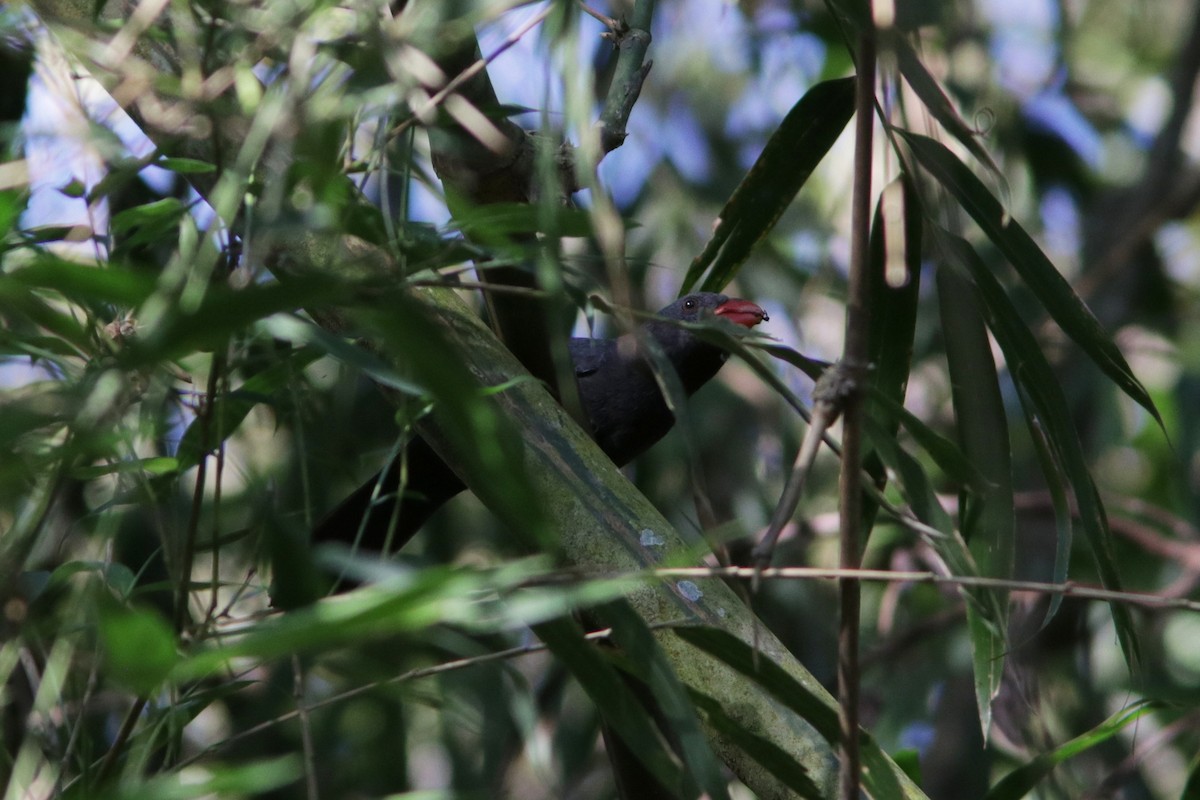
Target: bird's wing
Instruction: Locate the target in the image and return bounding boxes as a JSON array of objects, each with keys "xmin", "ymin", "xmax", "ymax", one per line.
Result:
[{"xmin": 568, "ymin": 338, "xmax": 613, "ymax": 378}]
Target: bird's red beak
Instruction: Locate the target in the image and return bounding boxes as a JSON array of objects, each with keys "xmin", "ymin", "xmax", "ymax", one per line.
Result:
[{"xmin": 715, "ymin": 298, "xmax": 769, "ymax": 329}]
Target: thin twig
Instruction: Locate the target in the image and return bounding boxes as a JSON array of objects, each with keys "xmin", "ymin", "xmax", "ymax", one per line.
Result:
[
  {"xmin": 292, "ymin": 655, "xmax": 318, "ymax": 800},
  {"xmin": 577, "ymin": 1, "xmax": 619, "ymax": 29},
  {"xmin": 838, "ymin": 16, "xmax": 878, "ymax": 799},
  {"xmin": 390, "ymin": 4, "xmax": 555, "ymax": 139},
  {"xmin": 650, "ymin": 566, "xmax": 1200, "ymax": 612},
  {"xmin": 174, "ymin": 350, "xmax": 225, "ymax": 634},
  {"xmin": 173, "ymin": 626, "xmax": 623, "ymax": 767},
  {"xmin": 751, "ymin": 365, "xmax": 857, "ymax": 588},
  {"xmin": 93, "ymin": 696, "xmax": 148, "ymax": 786}
]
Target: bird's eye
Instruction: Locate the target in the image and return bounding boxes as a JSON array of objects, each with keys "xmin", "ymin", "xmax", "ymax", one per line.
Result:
[{"xmin": 684, "ymin": 299, "xmax": 696, "ymax": 310}]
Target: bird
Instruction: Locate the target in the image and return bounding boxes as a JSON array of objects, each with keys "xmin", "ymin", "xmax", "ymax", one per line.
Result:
[{"xmin": 312, "ymin": 292, "xmax": 769, "ymax": 552}]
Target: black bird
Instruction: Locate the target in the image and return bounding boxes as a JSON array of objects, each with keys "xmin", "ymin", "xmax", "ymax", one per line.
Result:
[{"xmin": 313, "ymin": 292, "xmax": 768, "ymax": 552}]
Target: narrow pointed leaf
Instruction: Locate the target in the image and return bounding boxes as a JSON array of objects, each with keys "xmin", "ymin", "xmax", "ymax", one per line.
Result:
[
  {"xmin": 985, "ymin": 701, "xmax": 1161, "ymax": 800},
  {"xmin": 675, "ymin": 626, "xmax": 922, "ymax": 799},
  {"xmin": 940, "ymin": 230, "xmax": 1140, "ymax": 668},
  {"xmin": 893, "ymin": 37, "xmax": 1008, "ymax": 204},
  {"xmin": 688, "ymin": 691, "xmax": 822, "ymax": 798},
  {"xmin": 683, "ymin": 77, "xmax": 856, "ymax": 294},
  {"xmin": 901, "ymin": 131, "xmax": 1161, "ymax": 429},
  {"xmin": 935, "ymin": 261, "xmax": 1013, "ymax": 738},
  {"xmin": 867, "ymin": 174, "xmax": 922, "ymax": 420},
  {"xmin": 596, "ymin": 602, "xmax": 731, "ymax": 800},
  {"xmin": 535, "ymin": 616, "xmax": 698, "ymax": 798}
]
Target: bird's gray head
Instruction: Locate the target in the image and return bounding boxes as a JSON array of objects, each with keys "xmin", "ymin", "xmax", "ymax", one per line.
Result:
[{"xmin": 656, "ymin": 293, "xmax": 769, "ymax": 328}]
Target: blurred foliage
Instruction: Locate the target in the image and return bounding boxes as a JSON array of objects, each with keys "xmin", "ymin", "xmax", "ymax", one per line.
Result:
[{"xmin": 3, "ymin": 0, "xmax": 1200, "ymax": 797}]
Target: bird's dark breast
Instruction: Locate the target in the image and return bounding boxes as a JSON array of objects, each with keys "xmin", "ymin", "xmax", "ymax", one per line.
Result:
[
  {"xmin": 576, "ymin": 346, "xmax": 728, "ymax": 467},
  {"xmin": 579, "ymin": 364, "xmax": 677, "ymax": 467}
]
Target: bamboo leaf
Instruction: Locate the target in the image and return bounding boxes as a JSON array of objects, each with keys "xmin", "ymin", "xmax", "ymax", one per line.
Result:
[
  {"xmin": 892, "ymin": 36, "xmax": 1008, "ymax": 204},
  {"xmin": 536, "ymin": 615, "xmax": 702, "ymax": 799},
  {"xmin": 939, "ymin": 230, "xmax": 1140, "ymax": 668},
  {"xmin": 901, "ymin": 131, "xmax": 1161, "ymax": 429},
  {"xmin": 682, "ymin": 77, "xmax": 856, "ymax": 294},
  {"xmin": 675, "ymin": 626, "xmax": 915, "ymax": 798},
  {"xmin": 984, "ymin": 701, "xmax": 1161, "ymax": 800},
  {"xmin": 596, "ymin": 602, "xmax": 732, "ymax": 800}
]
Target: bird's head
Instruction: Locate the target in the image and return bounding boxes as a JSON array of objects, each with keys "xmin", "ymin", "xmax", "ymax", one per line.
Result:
[{"xmin": 658, "ymin": 292, "xmax": 770, "ymax": 329}]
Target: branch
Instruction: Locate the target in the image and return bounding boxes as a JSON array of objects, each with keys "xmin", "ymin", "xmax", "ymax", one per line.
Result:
[
  {"xmin": 271, "ymin": 229, "xmax": 911, "ymax": 797},
  {"xmin": 29, "ymin": 2, "xmax": 929, "ymax": 794}
]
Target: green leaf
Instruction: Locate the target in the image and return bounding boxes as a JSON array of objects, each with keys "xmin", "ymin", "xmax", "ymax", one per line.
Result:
[
  {"xmin": 867, "ymin": 390, "xmax": 988, "ymax": 493},
  {"xmin": 58, "ymin": 178, "xmax": 86, "ymax": 198},
  {"xmin": 0, "ymin": 189, "xmax": 27, "ymax": 238},
  {"xmin": 70, "ymin": 456, "xmax": 179, "ymax": 480},
  {"xmin": 172, "ymin": 561, "xmax": 629, "ymax": 681},
  {"xmin": 867, "ymin": 174, "xmax": 922, "ymax": 420},
  {"xmin": 901, "ymin": 131, "xmax": 1162, "ymax": 429},
  {"xmin": 0, "ymin": 393, "xmax": 67, "ymax": 451},
  {"xmin": 98, "ymin": 603, "xmax": 179, "ymax": 693},
  {"xmin": 8, "ymin": 258, "xmax": 157, "ymax": 307},
  {"xmin": 863, "ymin": 415, "xmax": 955, "ymax": 537},
  {"xmin": 674, "ymin": 627, "xmax": 913, "ymax": 799},
  {"xmin": 0, "ymin": 330, "xmax": 86, "ymax": 359},
  {"xmin": 108, "ymin": 756, "xmax": 300, "ymax": 800},
  {"xmin": 985, "ymin": 701, "xmax": 1161, "ymax": 800},
  {"xmin": 1022, "ymin": 394, "xmax": 1073, "ymax": 624},
  {"xmin": 939, "ymin": 230, "xmax": 1140, "ymax": 668},
  {"xmin": 16, "ymin": 225, "xmax": 76, "ymax": 246},
  {"xmin": 892, "ymin": 36, "xmax": 1008, "ymax": 204},
  {"xmin": 157, "ymin": 157, "xmax": 217, "ymax": 174},
  {"xmin": 452, "ymin": 202, "xmax": 597, "ymax": 241},
  {"xmin": 864, "ymin": 411, "xmax": 1009, "ymax": 713},
  {"xmin": 688, "ymin": 691, "xmax": 822, "ymax": 797},
  {"xmin": 892, "ymin": 748, "xmax": 923, "ymax": 786},
  {"xmin": 595, "ymin": 602, "xmax": 731, "ymax": 800},
  {"xmin": 110, "ymin": 197, "xmax": 187, "ymax": 235},
  {"xmin": 49, "ymin": 560, "xmax": 138, "ymax": 598},
  {"xmin": 934, "ymin": 258, "xmax": 1013, "ymax": 739},
  {"xmin": 682, "ymin": 77, "xmax": 856, "ymax": 294},
  {"xmin": 535, "ymin": 616, "xmax": 698, "ymax": 798}
]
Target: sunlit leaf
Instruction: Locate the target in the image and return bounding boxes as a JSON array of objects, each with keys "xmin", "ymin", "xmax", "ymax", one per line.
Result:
[
  {"xmin": 108, "ymin": 756, "xmax": 301, "ymax": 800},
  {"xmin": 157, "ymin": 157, "xmax": 217, "ymax": 174},
  {"xmin": 70, "ymin": 456, "xmax": 180, "ymax": 480}
]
